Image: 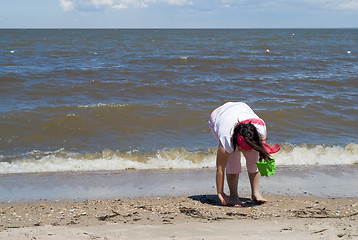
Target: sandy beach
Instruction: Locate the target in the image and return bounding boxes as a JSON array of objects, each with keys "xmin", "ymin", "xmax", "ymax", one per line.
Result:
[
  {"xmin": 1, "ymin": 194, "xmax": 357, "ymax": 239},
  {"xmin": 1, "ymin": 166, "xmax": 357, "ymax": 239}
]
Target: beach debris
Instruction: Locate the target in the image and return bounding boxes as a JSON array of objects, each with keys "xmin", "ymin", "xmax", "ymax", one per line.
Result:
[
  {"xmin": 280, "ymin": 227, "xmax": 293, "ymax": 232},
  {"xmin": 226, "ymin": 212, "xmax": 248, "ymax": 217},
  {"xmin": 97, "ymin": 210, "xmax": 121, "ymax": 221},
  {"xmin": 75, "ymin": 212, "xmax": 87, "ymax": 218},
  {"xmin": 312, "ymin": 228, "xmax": 328, "ymax": 234},
  {"xmin": 179, "ymin": 207, "xmax": 202, "ymax": 218}
]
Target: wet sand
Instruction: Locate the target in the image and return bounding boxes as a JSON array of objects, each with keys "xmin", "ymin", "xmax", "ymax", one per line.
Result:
[
  {"xmin": 0, "ymin": 165, "xmax": 357, "ymax": 239},
  {"xmin": 1, "ymin": 165, "xmax": 358, "ymax": 202}
]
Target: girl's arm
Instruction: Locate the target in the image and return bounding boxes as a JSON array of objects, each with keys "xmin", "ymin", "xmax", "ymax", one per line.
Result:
[{"xmin": 262, "ymin": 130, "xmax": 267, "ymax": 142}]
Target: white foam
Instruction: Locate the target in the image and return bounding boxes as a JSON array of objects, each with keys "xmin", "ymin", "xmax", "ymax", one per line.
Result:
[
  {"xmin": 76, "ymin": 103, "xmax": 128, "ymax": 108},
  {"xmin": 0, "ymin": 153, "xmax": 215, "ymax": 174},
  {"xmin": 179, "ymin": 56, "xmax": 188, "ymax": 60},
  {"xmin": 272, "ymin": 143, "xmax": 358, "ymax": 165},
  {"xmin": 0, "ymin": 143, "xmax": 357, "ymax": 174}
]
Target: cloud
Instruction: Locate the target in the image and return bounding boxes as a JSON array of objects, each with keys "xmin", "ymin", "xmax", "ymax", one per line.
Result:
[
  {"xmin": 302, "ymin": 0, "xmax": 358, "ymax": 10},
  {"xmin": 220, "ymin": 0, "xmax": 358, "ymax": 10},
  {"xmin": 59, "ymin": 0, "xmax": 194, "ymax": 11},
  {"xmin": 166, "ymin": 0, "xmax": 194, "ymax": 5},
  {"xmin": 60, "ymin": 0, "xmax": 75, "ymax": 11},
  {"xmin": 220, "ymin": 0, "xmax": 286, "ymax": 10},
  {"xmin": 59, "ymin": 0, "xmax": 358, "ymax": 12},
  {"xmin": 91, "ymin": 0, "xmax": 114, "ymax": 8}
]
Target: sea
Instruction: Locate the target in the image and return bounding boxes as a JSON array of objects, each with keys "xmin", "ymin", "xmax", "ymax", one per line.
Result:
[{"xmin": 1, "ymin": 29, "xmax": 358, "ymax": 175}]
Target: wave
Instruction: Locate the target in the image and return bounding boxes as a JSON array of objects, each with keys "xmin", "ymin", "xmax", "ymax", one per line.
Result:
[{"xmin": 1, "ymin": 143, "xmax": 357, "ymax": 174}]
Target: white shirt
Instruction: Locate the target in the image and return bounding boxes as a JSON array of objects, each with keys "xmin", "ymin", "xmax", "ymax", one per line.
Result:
[{"xmin": 213, "ymin": 102, "xmax": 266, "ymax": 153}]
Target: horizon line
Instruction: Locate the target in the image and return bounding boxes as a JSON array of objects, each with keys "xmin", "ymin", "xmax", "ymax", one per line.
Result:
[{"xmin": 1, "ymin": 27, "xmax": 358, "ymax": 30}]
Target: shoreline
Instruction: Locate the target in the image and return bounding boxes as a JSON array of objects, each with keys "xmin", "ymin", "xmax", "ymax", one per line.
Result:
[
  {"xmin": 1, "ymin": 194, "xmax": 357, "ymax": 239},
  {"xmin": 1, "ymin": 165, "xmax": 357, "ymax": 239},
  {"xmin": 1, "ymin": 165, "xmax": 358, "ymax": 202}
]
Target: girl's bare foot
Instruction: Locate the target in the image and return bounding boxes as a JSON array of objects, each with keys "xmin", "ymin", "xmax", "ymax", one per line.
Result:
[
  {"xmin": 218, "ymin": 193, "xmax": 230, "ymax": 206},
  {"xmin": 251, "ymin": 194, "xmax": 267, "ymax": 204},
  {"xmin": 229, "ymin": 196, "xmax": 242, "ymax": 207}
]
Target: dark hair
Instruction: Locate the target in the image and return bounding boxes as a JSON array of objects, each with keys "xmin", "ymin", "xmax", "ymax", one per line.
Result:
[{"xmin": 231, "ymin": 122, "xmax": 272, "ymax": 161}]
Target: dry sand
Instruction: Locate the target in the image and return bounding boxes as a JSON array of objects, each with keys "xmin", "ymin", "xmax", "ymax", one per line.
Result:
[{"xmin": 1, "ymin": 194, "xmax": 357, "ymax": 239}]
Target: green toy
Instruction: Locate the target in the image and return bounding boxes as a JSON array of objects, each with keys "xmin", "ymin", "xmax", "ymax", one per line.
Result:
[{"xmin": 256, "ymin": 159, "xmax": 276, "ymax": 177}]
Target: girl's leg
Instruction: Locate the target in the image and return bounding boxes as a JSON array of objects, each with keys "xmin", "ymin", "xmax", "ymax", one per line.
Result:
[
  {"xmin": 226, "ymin": 151, "xmax": 242, "ymax": 206},
  {"xmin": 226, "ymin": 173, "xmax": 241, "ymax": 206},
  {"xmin": 226, "ymin": 173, "xmax": 238, "ymax": 197},
  {"xmin": 248, "ymin": 172, "xmax": 267, "ymax": 203},
  {"xmin": 243, "ymin": 150, "xmax": 267, "ymax": 203}
]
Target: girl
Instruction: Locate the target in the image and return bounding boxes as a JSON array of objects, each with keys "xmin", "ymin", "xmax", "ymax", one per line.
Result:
[{"xmin": 209, "ymin": 102, "xmax": 280, "ymax": 206}]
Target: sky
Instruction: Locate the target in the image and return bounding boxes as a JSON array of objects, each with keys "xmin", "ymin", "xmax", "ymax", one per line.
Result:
[{"xmin": 0, "ymin": 0, "xmax": 358, "ymax": 28}]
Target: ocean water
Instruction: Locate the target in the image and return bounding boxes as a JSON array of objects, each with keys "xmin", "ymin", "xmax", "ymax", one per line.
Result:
[{"xmin": 1, "ymin": 29, "xmax": 358, "ymax": 174}]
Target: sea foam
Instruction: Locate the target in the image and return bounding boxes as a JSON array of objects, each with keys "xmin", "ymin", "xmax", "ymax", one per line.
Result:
[{"xmin": 0, "ymin": 143, "xmax": 357, "ymax": 174}]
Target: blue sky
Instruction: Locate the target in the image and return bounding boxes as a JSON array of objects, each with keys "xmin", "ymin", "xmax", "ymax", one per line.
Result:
[{"xmin": 1, "ymin": 0, "xmax": 357, "ymax": 28}]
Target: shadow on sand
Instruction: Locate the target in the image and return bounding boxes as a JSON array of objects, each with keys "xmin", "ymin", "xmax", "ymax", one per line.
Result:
[{"xmin": 188, "ymin": 194, "xmax": 263, "ymax": 207}]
